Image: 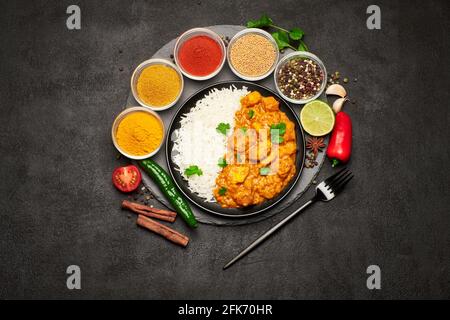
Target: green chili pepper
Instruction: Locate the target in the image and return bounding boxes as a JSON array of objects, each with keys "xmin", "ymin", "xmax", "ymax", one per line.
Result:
[{"xmin": 139, "ymin": 159, "xmax": 198, "ymax": 228}]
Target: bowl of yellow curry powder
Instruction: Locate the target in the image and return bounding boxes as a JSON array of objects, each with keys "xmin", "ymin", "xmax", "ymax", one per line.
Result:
[
  {"xmin": 131, "ymin": 58, "xmax": 183, "ymax": 111},
  {"xmin": 111, "ymin": 107, "xmax": 165, "ymax": 160}
]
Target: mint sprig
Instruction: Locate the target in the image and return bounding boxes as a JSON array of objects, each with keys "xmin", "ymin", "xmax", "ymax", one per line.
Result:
[{"xmin": 246, "ymin": 14, "xmax": 308, "ymax": 52}]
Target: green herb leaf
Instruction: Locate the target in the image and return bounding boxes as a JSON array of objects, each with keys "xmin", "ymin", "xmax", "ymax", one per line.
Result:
[
  {"xmin": 271, "ymin": 31, "xmax": 291, "ymax": 50},
  {"xmin": 218, "ymin": 157, "xmax": 227, "ymax": 168},
  {"xmin": 248, "ymin": 109, "xmax": 255, "ymax": 119},
  {"xmin": 298, "ymin": 39, "xmax": 309, "ymax": 52},
  {"xmin": 279, "ymin": 123, "xmax": 287, "ymax": 135},
  {"xmin": 270, "ymin": 122, "xmax": 287, "ymax": 136},
  {"xmin": 218, "ymin": 187, "xmax": 227, "ymax": 196},
  {"xmin": 271, "ymin": 134, "xmax": 284, "ymax": 144},
  {"xmin": 216, "ymin": 123, "xmax": 230, "ymax": 135},
  {"xmin": 270, "ymin": 122, "xmax": 286, "ymax": 144},
  {"xmin": 184, "ymin": 165, "xmax": 203, "ymax": 177},
  {"xmin": 241, "ymin": 127, "xmax": 248, "ymax": 134},
  {"xmin": 259, "ymin": 167, "xmax": 271, "ymax": 176},
  {"xmin": 247, "ymin": 16, "xmax": 309, "ymax": 54},
  {"xmin": 246, "ymin": 14, "xmax": 273, "ymax": 28},
  {"xmin": 289, "ymin": 27, "xmax": 304, "ymax": 40}
]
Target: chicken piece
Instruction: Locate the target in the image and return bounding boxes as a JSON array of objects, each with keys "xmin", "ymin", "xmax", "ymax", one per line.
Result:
[
  {"xmin": 246, "ymin": 129, "xmax": 257, "ymax": 147},
  {"xmin": 227, "ymin": 130, "xmax": 247, "ymax": 154},
  {"xmin": 255, "ymin": 175, "xmax": 283, "ymax": 199},
  {"xmin": 262, "ymin": 96, "xmax": 279, "ymax": 111},
  {"xmin": 279, "ymin": 141, "xmax": 296, "ymax": 156},
  {"xmin": 242, "ymin": 91, "xmax": 262, "ymax": 107},
  {"xmin": 260, "ymin": 150, "xmax": 278, "ymax": 166},
  {"xmin": 234, "ymin": 185, "xmax": 254, "ymax": 206},
  {"xmin": 277, "ymin": 155, "xmax": 294, "ymax": 178},
  {"xmin": 249, "ymin": 138, "xmax": 271, "ymax": 162},
  {"xmin": 252, "ymin": 122, "xmax": 263, "ymax": 132},
  {"xmin": 283, "ymin": 120, "xmax": 296, "ymax": 142},
  {"xmin": 227, "ymin": 165, "xmax": 250, "ymax": 184}
]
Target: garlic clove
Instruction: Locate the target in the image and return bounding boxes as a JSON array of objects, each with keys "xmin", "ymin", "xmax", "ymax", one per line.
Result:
[
  {"xmin": 332, "ymin": 97, "xmax": 348, "ymax": 114},
  {"xmin": 326, "ymin": 84, "xmax": 347, "ymax": 98}
]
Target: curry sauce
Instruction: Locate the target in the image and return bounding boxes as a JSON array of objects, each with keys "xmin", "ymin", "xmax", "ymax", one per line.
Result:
[{"xmin": 214, "ymin": 91, "xmax": 297, "ymax": 208}]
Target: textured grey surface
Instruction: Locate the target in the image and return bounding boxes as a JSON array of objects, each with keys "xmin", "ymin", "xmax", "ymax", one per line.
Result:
[
  {"xmin": 127, "ymin": 24, "xmax": 328, "ymax": 225},
  {"xmin": 0, "ymin": 0, "xmax": 449, "ymax": 299}
]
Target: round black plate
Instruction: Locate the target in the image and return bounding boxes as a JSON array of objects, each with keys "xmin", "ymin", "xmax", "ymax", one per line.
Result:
[{"xmin": 166, "ymin": 81, "xmax": 305, "ymax": 218}]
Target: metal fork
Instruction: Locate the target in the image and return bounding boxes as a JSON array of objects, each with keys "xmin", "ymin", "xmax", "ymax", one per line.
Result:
[{"xmin": 223, "ymin": 167, "xmax": 354, "ymax": 270}]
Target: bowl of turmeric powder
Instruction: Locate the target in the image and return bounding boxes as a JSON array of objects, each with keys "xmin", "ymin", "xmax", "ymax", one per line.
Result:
[
  {"xmin": 111, "ymin": 107, "xmax": 165, "ymax": 160},
  {"xmin": 131, "ymin": 59, "xmax": 184, "ymax": 111}
]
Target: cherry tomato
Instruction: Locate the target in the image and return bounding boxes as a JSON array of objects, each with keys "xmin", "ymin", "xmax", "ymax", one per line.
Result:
[{"xmin": 112, "ymin": 165, "xmax": 142, "ymax": 193}]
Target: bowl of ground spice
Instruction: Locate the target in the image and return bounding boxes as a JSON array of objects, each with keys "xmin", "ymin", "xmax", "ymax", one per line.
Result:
[
  {"xmin": 274, "ymin": 51, "xmax": 327, "ymax": 104},
  {"xmin": 131, "ymin": 59, "xmax": 183, "ymax": 111},
  {"xmin": 112, "ymin": 107, "xmax": 165, "ymax": 159},
  {"xmin": 174, "ymin": 28, "xmax": 226, "ymax": 81},
  {"xmin": 227, "ymin": 28, "xmax": 279, "ymax": 81}
]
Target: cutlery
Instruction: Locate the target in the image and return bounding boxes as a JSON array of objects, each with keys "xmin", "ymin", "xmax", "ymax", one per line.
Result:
[{"xmin": 223, "ymin": 167, "xmax": 353, "ymax": 270}]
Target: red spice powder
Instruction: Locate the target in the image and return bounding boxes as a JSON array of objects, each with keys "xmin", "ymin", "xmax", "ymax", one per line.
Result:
[{"xmin": 178, "ymin": 35, "xmax": 223, "ymax": 77}]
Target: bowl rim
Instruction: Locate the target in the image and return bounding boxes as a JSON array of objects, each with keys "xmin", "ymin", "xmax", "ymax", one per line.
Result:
[
  {"xmin": 273, "ymin": 51, "xmax": 328, "ymax": 105},
  {"xmin": 173, "ymin": 27, "xmax": 226, "ymax": 81},
  {"xmin": 130, "ymin": 58, "xmax": 184, "ymax": 111},
  {"xmin": 227, "ymin": 28, "xmax": 280, "ymax": 81},
  {"xmin": 111, "ymin": 106, "xmax": 165, "ymax": 160}
]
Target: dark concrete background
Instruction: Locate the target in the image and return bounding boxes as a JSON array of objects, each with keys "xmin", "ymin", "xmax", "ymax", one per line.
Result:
[{"xmin": 0, "ymin": 0, "xmax": 449, "ymax": 299}]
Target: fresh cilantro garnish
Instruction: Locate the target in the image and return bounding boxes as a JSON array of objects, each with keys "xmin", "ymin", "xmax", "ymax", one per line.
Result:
[
  {"xmin": 216, "ymin": 123, "xmax": 230, "ymax": 135},
  {"xmin": 218, "ymin": 157, "xmax": 227, "ymax": 168},
  {"xmin": 218, "ymin": 187, "xmax": 227, "ymax": 196},
  {"xmin": 270, "ymin": 122, "xmax": 286, "ymax": 135},
  {"xmin": 270, "ymin": 122, "xmax": 286, "ymax": 144},
  {"xmin": 248, "ymin": 109, "xmax": 255, "ymax": 119},
  {"xmin": 246, "ymin": 14, "xmax": 308, "ymax": 52},
  {"xmin": 289, "ymin": 27, "xmax": 305, "ymax": 40},
  {"xmin": 247, "ymin": 14, "xmax": 273, "ymax": 28},
  {"xmin": 241, "ymin": 127, "xmax": 248, "ymax": 134},
  {"xmin": 298, "ymin": 39, "xmax": 308, "ymax": 51},
  {"xmin": 272, "ymin": 31, "xmax": 291, "ymax": 50},
  {"xmin": 271, "ymin": 135, "xmax": 285, "ymax": 144},
  {"xmin": 259, "ymin": 167, "xmax": 271, "ymax": 176},
  {"xmin": 184, "ymin": 165, "xmax": 203, "ymax": 177}
]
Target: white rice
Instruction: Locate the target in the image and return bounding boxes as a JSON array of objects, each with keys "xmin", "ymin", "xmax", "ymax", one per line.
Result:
[{"xmin": 171, "ymin": 86, "xmax": 249, "ymax": 202}]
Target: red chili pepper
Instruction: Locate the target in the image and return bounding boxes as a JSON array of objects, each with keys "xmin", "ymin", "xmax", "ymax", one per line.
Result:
[{"xmin": 327, "ymin": 111, "xmax": 352, "ymax": 167}]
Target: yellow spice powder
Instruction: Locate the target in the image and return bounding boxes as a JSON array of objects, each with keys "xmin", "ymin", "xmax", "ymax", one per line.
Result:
[
  {"xmin": 116, "ymin": 112, "xmax": 163, "ymax": 156},
  {"xmin": 136, "ymin": 64, "xmax": 181, "ymax": 107}
]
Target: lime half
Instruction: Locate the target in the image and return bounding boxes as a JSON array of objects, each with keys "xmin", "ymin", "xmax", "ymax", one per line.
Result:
[{"xmin": 300, "ymin": 100, "xmax": 335, "ymax": 136}]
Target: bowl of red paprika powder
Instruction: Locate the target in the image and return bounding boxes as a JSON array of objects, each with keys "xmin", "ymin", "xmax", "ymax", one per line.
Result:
[{"xmin": 174, "ymin": 28, "xmax": 226, "ymax": 81}]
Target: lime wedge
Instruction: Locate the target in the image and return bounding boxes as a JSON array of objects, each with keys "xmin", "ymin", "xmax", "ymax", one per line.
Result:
[{"xmin": 300, "ymin": 100, "xmax": 335, "ymax": 136}]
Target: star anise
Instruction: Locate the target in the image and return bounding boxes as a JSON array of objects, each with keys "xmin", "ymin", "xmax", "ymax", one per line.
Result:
[{"xmin": 306, "ymin": 137, "xmax": 326, "ymax": 159}]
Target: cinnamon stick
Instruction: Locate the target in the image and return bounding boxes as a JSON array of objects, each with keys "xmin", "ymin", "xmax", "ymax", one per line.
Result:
[
  {"xmin": 137, "ymin": 215, "xmax": 189, "ymax": 247},
  {"xmin": 122, "ymin": 200, "xmax": 176, "ymax": 223}
]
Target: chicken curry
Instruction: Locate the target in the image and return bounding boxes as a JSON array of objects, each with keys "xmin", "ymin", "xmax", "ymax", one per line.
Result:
[{"xmin": 214, "ymin": 91, "xmax": 297, "ymax": 208}]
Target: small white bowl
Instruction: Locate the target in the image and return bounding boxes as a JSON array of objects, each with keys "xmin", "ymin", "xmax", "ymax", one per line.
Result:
[
  {"xmin": 227, "ymin": 28, "xmax": 279, "ymax": 81},
  {"xmin": 274, "ymin": 51, "xmax": 327, "ymax": 105},
  {"xmin": 131, "ymin": 58, "xmax": 184, "ymax": 111},
  {"xmin": 174, "ymin": 28, "xmax": 226, "ymax": 81},
  {"xmin": 111, "ymin": 107, "xmax": 165, "ymax": 160}
]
